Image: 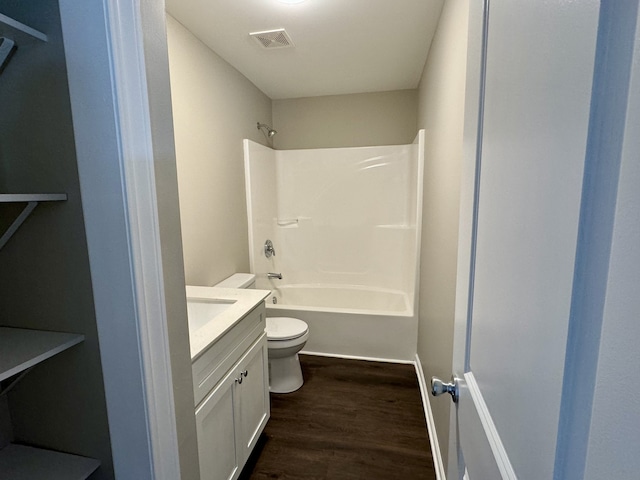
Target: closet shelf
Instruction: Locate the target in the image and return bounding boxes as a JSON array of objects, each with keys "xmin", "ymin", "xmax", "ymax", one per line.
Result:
[
  {"xmin": 0, "ymin": 194, "xmax": 67, "ymax": 203},
  {"xmin": 0, "ymin": 13, "xmax": 47, "ymax": 44},
  {"xmin": 0, "ymin": 444, "xmax": 99, "ymax": 479},
  {"xmin": 0, "ymin": 193, "xmax": 67, "ymax": 250},
  {"xmin": 0, "ymin": 327, "xmax": 84, "ymax": 382}
]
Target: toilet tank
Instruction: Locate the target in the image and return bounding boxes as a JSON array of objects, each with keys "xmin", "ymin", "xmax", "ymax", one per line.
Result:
[{"xmin": 214, "ymin": 273, "xmax": 256, "ymax": 289}]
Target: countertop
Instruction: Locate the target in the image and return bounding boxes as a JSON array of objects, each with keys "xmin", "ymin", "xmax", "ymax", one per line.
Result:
[{"xmin": 186, "ymin": 286, "xmax": 270, "ymax": 360}]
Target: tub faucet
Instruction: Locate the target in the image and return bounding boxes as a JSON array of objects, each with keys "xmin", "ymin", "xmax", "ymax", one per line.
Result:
[
  {"xmin": 264, "ymin": 239, "xmax": 276, "ymax": 258},
  {"xmin": 267, "ymin": 272, "xmax": 282, "ymax": 280}
]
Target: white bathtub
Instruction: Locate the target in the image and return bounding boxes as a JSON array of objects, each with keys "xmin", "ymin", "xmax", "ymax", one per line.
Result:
[
  {"xmin": 264, "ymin": 284, "xmax": 417, "ymax": 362},
  {"xmin": 268, "ymin": 284, "xmax": 410, "ymax": 313}
]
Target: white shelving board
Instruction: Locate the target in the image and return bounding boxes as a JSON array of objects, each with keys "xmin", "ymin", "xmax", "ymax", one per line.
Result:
[
  {"xmin": 0, "ymin": 327, "xmax": 84, "ymax": 382},
  {"xmin": 0, "ymin": 13, "xmax": 47, "ymax": 44},
  {"xmin": 0, "ymin": 444, "xmax": 99, "ymax": 479},
  {"xmin": 0, "ymin": 194, "xmax": 67, "ymax": 203},
  {"xmin": 0, "ymin": 193, "xmax": 67, "ymax": 250},
  {"xmin": 0, "ymin": 13, "xmax": 95, "ymax": 480}
]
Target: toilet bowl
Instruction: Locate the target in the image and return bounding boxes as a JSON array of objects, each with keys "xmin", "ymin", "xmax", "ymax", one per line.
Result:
[
  {"xmin": 266, "ymin": 317, "xmax": 309, "ymax": 393},
  {"xmin": 214, "ymin": 273, "xmax": 310, "ymax": 394}
]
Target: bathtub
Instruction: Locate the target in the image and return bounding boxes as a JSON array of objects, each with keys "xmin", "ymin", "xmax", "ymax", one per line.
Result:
[{"xmin": 263, "ymin": 284, "xmax": 418, "ymax": 362}]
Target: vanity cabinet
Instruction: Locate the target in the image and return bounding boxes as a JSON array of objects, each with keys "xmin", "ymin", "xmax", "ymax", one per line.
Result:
[{"xmin": 193, "ymin": 303, "xmax": 270, "ymax": 480}]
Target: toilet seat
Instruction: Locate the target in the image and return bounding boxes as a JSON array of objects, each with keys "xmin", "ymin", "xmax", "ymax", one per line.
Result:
[{"xmin": 266, "ymin": 317, "xmax": 308, "ymax": 341}]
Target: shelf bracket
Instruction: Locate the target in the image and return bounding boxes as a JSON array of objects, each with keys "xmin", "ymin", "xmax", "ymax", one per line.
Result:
[
  {"xmin": 0, "ymin": 366, "xmax": 33, "ymax": 398},
  {"xmin": 0, "ymin": 201, "xmax": 37, "ymax": 249}
]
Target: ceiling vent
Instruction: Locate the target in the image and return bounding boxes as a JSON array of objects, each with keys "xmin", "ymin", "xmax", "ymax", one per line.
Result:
[{"xmin": 250, "ymin": 29, "xmax": 294, "ymax": 49}]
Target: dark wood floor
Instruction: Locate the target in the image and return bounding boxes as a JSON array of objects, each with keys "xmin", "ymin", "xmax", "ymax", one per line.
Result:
[{"xmin": 239, "ymin": 355, "xmax": 436, "ymax": 480}]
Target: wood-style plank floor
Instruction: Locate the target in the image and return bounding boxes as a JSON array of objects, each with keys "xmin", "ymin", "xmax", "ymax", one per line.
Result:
[{"xmin": 239, "ymin": 355, "xmax": 436, "ymax": 480}]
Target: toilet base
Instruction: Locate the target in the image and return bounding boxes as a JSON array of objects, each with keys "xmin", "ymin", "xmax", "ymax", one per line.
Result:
[{"xmin": 269, "ymin": 353, "xmax": 304, "ymax": 393}]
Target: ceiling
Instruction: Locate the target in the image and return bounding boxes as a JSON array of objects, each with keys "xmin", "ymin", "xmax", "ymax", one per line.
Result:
[{"xmin": 165, "ymin": 0, "xmax": 445, "ymax": 100}]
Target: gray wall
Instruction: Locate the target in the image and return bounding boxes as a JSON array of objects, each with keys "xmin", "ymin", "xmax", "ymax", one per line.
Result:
[
  {"xmin": 167, "ymin": 15, "xmax": 273, "ymax": 287},
  {"xmin": 272, "ymin": 90, "xmax": 418, "ymax": 149},
  {"xmin": 0, "ymin": 0, "xmax": 113, "ymax": 477},
  {"xmin": 142, "ymin": 5, "xmax": 200, "ymax": 480},
  {"xmin": 416, "ymin": 0, "xmax": 469, "ymax": 470}
]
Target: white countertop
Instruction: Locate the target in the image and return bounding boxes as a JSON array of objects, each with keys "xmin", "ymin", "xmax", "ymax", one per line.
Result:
[{"xmin": 186, "ymin": 286, "xmax": 270, "ymax": 360}]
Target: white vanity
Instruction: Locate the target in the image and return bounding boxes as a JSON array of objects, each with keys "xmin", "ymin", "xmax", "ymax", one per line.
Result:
[{"xmin": 187, "ymin": 286, "xmax": 271, "ymax": 480}]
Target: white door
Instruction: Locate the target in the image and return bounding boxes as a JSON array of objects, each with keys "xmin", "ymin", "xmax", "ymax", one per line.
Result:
[{"xmin": 433, "ymin": 1, "xmax": 603, "ymax": 478}]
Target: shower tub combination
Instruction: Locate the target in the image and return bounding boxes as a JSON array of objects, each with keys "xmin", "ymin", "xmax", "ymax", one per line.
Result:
[{"xmin": 244, "ymin": 132, "xmax": 425, "ymax": 362}]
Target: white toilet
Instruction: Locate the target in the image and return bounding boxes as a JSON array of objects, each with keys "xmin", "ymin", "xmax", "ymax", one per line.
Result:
[{"xmin": 215, "ymin": 273, "xmax": 309, "ymax": 393}]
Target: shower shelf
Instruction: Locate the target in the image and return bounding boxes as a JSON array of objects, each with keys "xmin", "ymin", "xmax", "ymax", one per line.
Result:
[
  {"xmin": 276, "ymin": 218, "xmax": 299, "ymax": 227},
  {"xmin": 0, "ymin": 13, "xmax": 48, "ymax": 44},
  {"xmin": 275, "ymin": 217, "xmax": 312, "ymax": 227},
  {"xmin": 376, "ymin": 224, "xmax": 415, "ymax": 230},
  {"xmin": 0, "ymin": 193, "xmax": 67, "ymax": 250}
]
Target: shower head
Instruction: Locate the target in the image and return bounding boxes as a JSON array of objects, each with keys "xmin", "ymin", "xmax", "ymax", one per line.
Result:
[{"xmin": 257, "ymin": 122, "xmax": 277, "ymax": 138}]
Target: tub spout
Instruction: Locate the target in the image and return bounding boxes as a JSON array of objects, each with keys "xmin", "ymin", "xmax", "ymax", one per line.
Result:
[{"xmin": 267, "ymin": 272, "xmax": 283, "ymax": 280}]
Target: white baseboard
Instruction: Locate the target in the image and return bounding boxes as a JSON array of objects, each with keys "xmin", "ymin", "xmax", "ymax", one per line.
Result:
[
  {"xmin": 415, "ymin": 354, "xmax": 446, "ymax": 480},
  {"xmin": 300, "ymin": 350, "xmax": 415, "ymax": 365}
]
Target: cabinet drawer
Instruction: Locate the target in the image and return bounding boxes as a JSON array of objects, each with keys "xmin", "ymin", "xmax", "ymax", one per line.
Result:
[{"xmin": 193, "ymin": 304, "xmax": 265, "ymax": 407}]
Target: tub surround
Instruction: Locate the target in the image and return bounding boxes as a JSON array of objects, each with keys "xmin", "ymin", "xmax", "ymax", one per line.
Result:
[
  {"xmin": 244, "ymin": 131, "xmax": 425, "ymax": 362},
  {"xmin": 186, "ymin": 286, "xmax": 270, "ymax": 360},
  {"xmin": 245, "ymin": 140, "xmax": 422, "ymax": 297}
]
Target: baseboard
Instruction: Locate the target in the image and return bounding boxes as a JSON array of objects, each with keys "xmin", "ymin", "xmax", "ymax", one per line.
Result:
[
  {"xmin": 414, "ymin": 354, "xmax": 446, "ymax": 480},
  {"xmin": 300, "ymin": 350, "xmax": 415, "ymax": 365}
]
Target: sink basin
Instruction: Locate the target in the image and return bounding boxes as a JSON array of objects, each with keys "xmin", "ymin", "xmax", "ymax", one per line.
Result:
[{"xmin": 187, "ymin": 298, "xmax": 236, "ymax": 332}]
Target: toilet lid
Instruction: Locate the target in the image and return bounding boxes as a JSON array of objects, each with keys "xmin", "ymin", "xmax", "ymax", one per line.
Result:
[{"xmin": 266, "ymin": 317, "xmax": 308, "ymax": 341}]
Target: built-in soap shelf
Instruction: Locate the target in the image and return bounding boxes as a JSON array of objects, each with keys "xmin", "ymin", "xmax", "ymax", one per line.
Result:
[
  {"xmin": 274, "ymin": 217, "xmax": 312, "ymax": 228},
  {"xmin": 0, "ymin": 194, "xmax": 67, "ymax": 250},
  {"xmin": 0, "ymin": 12, "xmax": 48, "ymax": 45},
  {"xmin": 376, "ymin": 224, "xmax": 415, "ymax": 230},
  {"xmin": 276, "ymin": 218, "xmax": 299, "ymax": 227},
  {"xmin": 0, "ymin": 327, "xmax": 99, "ymax": 478}
]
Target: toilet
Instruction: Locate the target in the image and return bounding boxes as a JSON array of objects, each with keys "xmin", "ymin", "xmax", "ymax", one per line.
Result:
[{"xmin": 215, "ymin": 273, "xmax": 309, "ymax": 393}]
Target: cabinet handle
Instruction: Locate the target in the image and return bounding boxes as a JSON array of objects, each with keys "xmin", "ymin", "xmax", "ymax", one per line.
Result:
[
  {"xmin": 243, "ymin": 370, "xmax": 248, "ymax": 378},
  {"xmin": 237, "ymin": 376, "xmax": 243, "ymax": 385}
]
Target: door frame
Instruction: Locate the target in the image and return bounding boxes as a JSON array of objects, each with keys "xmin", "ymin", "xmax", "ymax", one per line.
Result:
[
  {"xmin": 450, "ymin": 0, "xmax": 517, "ymax": 477},
  {"xmin": 59, "ymin": 0, "xmax": 182, "ymax": 478},
  {"xmin": 447, "ymin": 0, "xmax": 487, "ymax": 477}
]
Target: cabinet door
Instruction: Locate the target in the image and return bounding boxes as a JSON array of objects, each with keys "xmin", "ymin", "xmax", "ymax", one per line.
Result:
[
  {"xmin": 195, "ymin": 372, "xmax": 239, "ymax": 480},
  {"xmin": 235, "ymin": 333, "xmax": 270, "ymax": 462}
]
